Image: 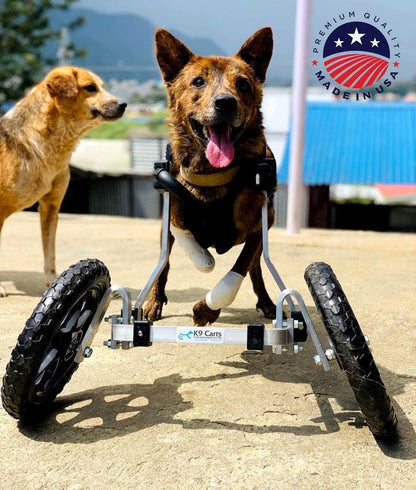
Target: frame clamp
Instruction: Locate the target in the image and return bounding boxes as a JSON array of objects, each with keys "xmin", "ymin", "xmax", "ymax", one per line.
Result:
[{"xmin": 133, "ymin": 320, "xmax": 152, "ymax": 347}]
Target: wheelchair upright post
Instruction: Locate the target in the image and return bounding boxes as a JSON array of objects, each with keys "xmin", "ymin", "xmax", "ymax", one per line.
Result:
[{"xmin": 133, "ymin": 191, "xmax": 171, "ymax": 316}]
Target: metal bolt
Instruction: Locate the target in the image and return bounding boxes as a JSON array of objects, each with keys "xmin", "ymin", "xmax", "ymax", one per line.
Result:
[
  {"xmin": 83, "ymin": 346, "xmax": 93, "ymax": 358},
  {"xmin": 103, "ymin": 340, "xmax": 112, "ymax": 347},
  {"xmin": 364, "ymin": 335, "xmax": 370, "ymax": 345},
  {"xmin": 325, "ymin": 349, "xmax": 336, "ymax": 361},
  {"xmin": 294, "ymin": 345, "xmax": 303, "ymax": 354},
  {"xmin": 313, "ymin": 354, "xmax": 322, "ymax": 366}
]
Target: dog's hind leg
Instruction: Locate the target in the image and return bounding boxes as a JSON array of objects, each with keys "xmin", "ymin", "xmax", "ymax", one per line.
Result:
[
  {"xmin": 143, "ymin": 231, "xmax": 175, "ymax": 321},
  {"xmin": 38, "ymin": 169, "xmax": 70, "ymax": 287},
  {"xmin": 249, "ymin": 250, "xmax": 275, "ymax": 319}
]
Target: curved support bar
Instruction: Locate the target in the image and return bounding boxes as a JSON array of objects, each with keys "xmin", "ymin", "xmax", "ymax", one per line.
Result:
[
  {"xmin": 275, "ymin": 288, "xmax": 331, "ymax": 371},
  {"xmin": 110, "ymin": 285, "xmax": 132, "ymax": 324},
  {"xmin": 75, "ymin": 285, "xmax": 132, "ymax": 363}
]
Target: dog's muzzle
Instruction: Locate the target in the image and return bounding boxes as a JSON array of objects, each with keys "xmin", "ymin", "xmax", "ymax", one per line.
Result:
[
  {"xmin": 214, "ymin": 94, "xmax": 237, "ymax": 116},
  {"xmin": 92, "ymin": 102, "xmax": 127, "ymax": 120}
]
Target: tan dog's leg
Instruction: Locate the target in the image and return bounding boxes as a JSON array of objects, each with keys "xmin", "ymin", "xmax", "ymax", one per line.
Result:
[
  {"xmin": 0, "ymin": 218, "xmax": 6, "ymax": 297},
  {"xmin": 38, "ymin": 169, "xmax": 70, "ymax": 287},
  {"xmin": 143, "ymin": 232, "xmax": 175, "ymax": 321}
]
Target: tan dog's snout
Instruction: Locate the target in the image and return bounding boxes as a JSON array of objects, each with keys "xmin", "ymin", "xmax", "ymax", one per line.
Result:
[{"xmin": 92, "ymin": 100, "xmax": 127, "ymax": 120}]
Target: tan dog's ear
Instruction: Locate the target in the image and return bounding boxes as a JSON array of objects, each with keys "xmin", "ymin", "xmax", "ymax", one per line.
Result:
[
  {"xmin": 155, "ymin": 29, "xmax": 195, "ymax": 84},
  {"xmin": 236, "ymin": 27, "xmax": 273, "ymax": 84},
  {"xmin": 45, "ymin": 68, "xmax": 78, "ymax": 98}
]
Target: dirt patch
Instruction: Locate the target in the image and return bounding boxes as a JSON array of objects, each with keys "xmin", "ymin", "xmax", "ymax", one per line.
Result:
[{"xmin": 1, "ymin": 212, "xmax": 415, "ymax": 488}]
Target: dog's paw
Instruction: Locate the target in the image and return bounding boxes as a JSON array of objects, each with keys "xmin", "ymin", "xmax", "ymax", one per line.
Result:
[
  {"xmin": 45, "ymin": 271, "xmax": 58, "ymax": 288},
  {"xmin": 143, "ymin": 295, "xmax": 167, "ymax": 321},
  {"xmin": 193, "ymin": 299, "xmax": 221, "ymax": 326},
  {"xmin": 256, "ymin": 298, "xmax": 276, "ymax": 319},
  {"xmin": 0, "ymin": 283, "xmax": 7, "ymax": 297}
]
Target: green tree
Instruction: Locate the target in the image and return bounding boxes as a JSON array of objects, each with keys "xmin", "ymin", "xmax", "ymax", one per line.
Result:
[{"xmin": 0, "ymin": 0, "xmax": 85, "ymax": 102}]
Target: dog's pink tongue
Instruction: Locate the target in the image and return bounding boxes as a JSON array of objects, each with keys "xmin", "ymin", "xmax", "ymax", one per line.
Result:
[{"xmin": 206, "ymin": 126, "xmax": 234, "ymax": 168}]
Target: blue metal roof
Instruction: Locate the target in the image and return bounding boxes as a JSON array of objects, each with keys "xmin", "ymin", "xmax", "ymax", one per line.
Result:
[{"xmin": 278, "ymin": 102, "xmax": 416, "ymax": 185}]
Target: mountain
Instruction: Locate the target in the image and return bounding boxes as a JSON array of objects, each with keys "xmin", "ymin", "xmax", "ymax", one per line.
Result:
[{"xmin": 46, "ymin": 8, "xmax": 227, "ymax": 82}]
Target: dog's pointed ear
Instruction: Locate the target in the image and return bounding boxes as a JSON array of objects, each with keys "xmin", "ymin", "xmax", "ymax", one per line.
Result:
[
  {"xmin": 155, "ymin": 29, "xmax": 195, "ymax": 84},
  {"xmin": 236, "ymin": 27, "xmax": 273, "ymax": 84},
  {"xmin": 45, "ymin": 68, "xmax": 78, "ymax": 98}
]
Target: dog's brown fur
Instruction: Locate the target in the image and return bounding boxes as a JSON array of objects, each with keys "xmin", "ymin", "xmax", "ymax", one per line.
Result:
[
  {"xmin": 144, "ymin": 28, "xmax": 276, "ymax": 326},
  {"xmin": 0, "ymin": 66, "xmax": 126, "ymax": 294}
]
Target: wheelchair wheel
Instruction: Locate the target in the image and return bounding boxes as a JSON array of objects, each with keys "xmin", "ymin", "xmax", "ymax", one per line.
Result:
[
  {"xmin": 304, "ymin": 262, "xmax": 397, "ymax": 439},
  {"xmin": 2, "ymin": 259, "xmax": 110, "ymax": 420}
]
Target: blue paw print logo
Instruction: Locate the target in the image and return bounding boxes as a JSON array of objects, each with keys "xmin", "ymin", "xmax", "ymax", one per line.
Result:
[{"xmin": 178, "ymin": 330, "xmax": 193, "ymax": 341}]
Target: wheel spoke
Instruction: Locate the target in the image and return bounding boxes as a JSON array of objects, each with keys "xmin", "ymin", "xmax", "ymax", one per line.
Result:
[
  {"xmin": 35, "ymin": 348, "xmax": 61, "ymax": 394},
  {"xmin": 37, "ymin": 348, "xmax": 59, "ymax": 374},
  {"xmin": 77, "ymin": 308, "xmax": 93, "ymax": 328},
  {"xmin": 60, "ymin": 307, "xmax": 81, "ymax": 333}
]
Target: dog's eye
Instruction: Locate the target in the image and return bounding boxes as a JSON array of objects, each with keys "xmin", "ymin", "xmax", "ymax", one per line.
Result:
[
  {"xmin": 236, "ymin": 77, "xmax": 251, "ymax": 92},
  {"xmin": 84, "ymin": 84, "xmax": 98, "ymax": 93},
  {"xmin": 191, "ymin": 77, "xmax": 206, "ymax": 88}
]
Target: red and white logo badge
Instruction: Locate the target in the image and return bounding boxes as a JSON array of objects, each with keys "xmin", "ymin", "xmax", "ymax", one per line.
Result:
[{"xmin": 312, "ymin": 12, "xmax": 400, "ymax": 100}]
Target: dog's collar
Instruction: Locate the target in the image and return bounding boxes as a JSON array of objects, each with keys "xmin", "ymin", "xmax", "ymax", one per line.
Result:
[{"xmin": 179, "ymin": 164, "xmax": 240, "ymax": 187}]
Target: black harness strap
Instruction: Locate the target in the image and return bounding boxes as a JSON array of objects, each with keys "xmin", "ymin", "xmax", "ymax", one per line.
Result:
[{"xmin": 153, "ymin": 143, "xmax": 277, "ymax": 254}]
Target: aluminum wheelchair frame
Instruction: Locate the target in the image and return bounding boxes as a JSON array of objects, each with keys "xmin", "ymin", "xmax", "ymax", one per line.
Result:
[{"xmin": 75, "ymin": 186, "xmax": 331, "ymax": 371}]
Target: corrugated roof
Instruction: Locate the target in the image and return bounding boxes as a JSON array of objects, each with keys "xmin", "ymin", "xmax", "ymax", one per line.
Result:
[{"xmin": 278, "ymin": 102, "xmax": 416, "ymax": 185}]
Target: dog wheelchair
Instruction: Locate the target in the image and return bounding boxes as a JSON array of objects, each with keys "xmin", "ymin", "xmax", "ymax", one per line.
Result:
[{"xmin": 1, "ymin": 148, "xmax": 397, "ymax": 439}]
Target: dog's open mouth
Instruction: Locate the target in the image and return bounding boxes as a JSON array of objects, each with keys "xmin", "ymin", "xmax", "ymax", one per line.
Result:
[{"xmin": 190, "ymin": 118, "xmax": 241, "ymax": 168}]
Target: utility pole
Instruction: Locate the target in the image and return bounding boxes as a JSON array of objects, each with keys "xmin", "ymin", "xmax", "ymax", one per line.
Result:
[
  {"xmin": 56, "ymin": 26, "xmax": 73, "ymax": 66},
  {"xmin": 286, "ymin": 0, "xmax": 312, "ymax": 234}
]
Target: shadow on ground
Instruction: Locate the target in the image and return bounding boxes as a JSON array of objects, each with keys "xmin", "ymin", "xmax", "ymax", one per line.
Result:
[
  {"xmin": 18, "ymin": 347, "xmax": 416, "ymax": 461},
  {"xmin": 1, "ymin": 271, "xmax": 46, "ymax": 297}
]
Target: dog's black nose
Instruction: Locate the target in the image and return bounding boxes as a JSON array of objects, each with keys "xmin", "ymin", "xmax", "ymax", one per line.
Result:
[{"xmin": 214, "ymin": 94, "xmax": 237, "ymax": 114}]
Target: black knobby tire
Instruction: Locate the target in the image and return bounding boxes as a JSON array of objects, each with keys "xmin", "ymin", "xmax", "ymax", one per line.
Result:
[
  {"xmin": 2, "ymin": 259, "xmax": 110, "ymax": 420},
  {"xmin": 304, "ymin": 262, "xmax": 397, "ymax": 439}
]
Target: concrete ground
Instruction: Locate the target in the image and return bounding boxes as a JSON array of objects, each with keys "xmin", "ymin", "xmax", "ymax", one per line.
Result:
[{"xmin": 0, "ymin": 211, "xmax": 415, "ymax": 489}]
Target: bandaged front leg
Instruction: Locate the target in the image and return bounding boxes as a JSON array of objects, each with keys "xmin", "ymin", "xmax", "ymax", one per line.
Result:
[
  {"xmin": 171, "ymin": 225, "xmax": 215, "ymax": 273},
  {"xmin": 206, "ymin": 271, "xmax": 244, "ymax": 310}
]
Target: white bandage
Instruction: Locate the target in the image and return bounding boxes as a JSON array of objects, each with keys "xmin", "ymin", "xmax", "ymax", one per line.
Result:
[
  {"xmin": 171, "ymin": 226, "xmax": 215, "ymax": 273},
  {"xmin": 206, "ymin": 271, "xmax": 244, "ymax": 310}
]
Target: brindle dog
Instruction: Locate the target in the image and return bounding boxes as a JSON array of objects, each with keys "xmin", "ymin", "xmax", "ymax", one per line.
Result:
[{"xmin": 144, "ymin": 27, "xmax": 276, "ymax": 326}]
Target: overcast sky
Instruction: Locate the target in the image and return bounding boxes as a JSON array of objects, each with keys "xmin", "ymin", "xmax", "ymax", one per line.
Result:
[{"xmin": 76, "ymin": 0, "xmax": 415, "ymax": 81}]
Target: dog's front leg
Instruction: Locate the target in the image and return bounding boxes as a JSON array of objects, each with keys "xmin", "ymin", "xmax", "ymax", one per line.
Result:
[
  {"xmin": 192, "ymin": 232, "xmax": 262, "ymax": 326},
  {"xmin": 38, "ymin": 169, "xmax": 70, "ymax": 287},
  {"xmin": 0, "ymin": 219, "xmax": 6, "ymax": 296},
  {"xmin": 143, "ymin": 230, "xmax": 175, "ymax": 321}
]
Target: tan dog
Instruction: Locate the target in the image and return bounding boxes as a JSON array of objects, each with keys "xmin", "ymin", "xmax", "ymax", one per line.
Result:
[
  {"xmin": 144, "ymin": 28, "xmax": 275, "ymax": 326},
  {"xmin": 0, "ymin": 66, "xmax": 126, "ymax": 294}
]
